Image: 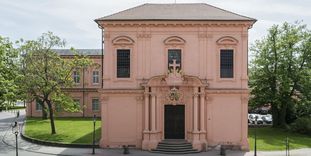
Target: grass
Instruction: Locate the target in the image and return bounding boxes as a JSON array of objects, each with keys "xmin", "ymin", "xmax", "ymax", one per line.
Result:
[
  {"xmin": 248, "ymin": 127, "xmax": 311, "ymax": 151},
  {"xmin": 24, "ymin": 117, "xmax": 101, "ymax": 144}
]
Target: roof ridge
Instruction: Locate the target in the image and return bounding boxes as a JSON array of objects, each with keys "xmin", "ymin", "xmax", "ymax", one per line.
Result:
[
  {"xmin": 95, "ymin": 3, "xmax": 148, "ymax": 21},
  {"xmin": 202, "ymin": 3, "xmax": 256, "ymax": 21}
]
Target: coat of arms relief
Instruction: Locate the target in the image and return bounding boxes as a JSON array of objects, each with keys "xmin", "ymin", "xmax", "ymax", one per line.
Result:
[{"xmin": 165, "ymin": 59, "xmax": 184, "ymax": 105}]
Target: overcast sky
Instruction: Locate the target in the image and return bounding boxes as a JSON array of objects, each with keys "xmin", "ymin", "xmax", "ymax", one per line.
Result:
[{"xmin": 0, "ymin": 0, "xmax": 310, "ymax": 49}]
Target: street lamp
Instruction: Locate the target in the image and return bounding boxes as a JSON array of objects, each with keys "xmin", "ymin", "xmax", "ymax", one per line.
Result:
[
  {"xmin": 254, "ymin": 115, "xmax": 258, "ymax": 156},
  {"xmin": 11, "ymin": 121, "xmax": 19, "ymax": 156},
  {"xmin": 92, "ymin": 114, "xmax": 96, "ymax": 155}
]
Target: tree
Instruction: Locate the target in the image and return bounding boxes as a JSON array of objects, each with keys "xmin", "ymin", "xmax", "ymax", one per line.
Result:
[
  {"xmin": 0, "ymin": 36, "xmax": 19, "ymax": 109},
  {"xmin": 249, "ymin": 22, "xmax": 311, "ymax": 127},
  {"xmin": 19, "ymin": 32, "xmax": 92, "ymax": 134}
]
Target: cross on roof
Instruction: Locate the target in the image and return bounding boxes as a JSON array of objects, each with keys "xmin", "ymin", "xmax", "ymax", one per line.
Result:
[{"xmin": 169, "ymin": 59, "xmax": 180, "ymax": 75}]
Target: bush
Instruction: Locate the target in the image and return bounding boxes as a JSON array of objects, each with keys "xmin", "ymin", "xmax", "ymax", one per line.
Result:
[{"xmin": 291, "ymin": 117, "xmax": 311, "ymax": 136}]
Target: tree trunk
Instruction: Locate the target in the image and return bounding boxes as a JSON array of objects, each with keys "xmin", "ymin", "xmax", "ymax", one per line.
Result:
[
  {"xmin": 42, "ymin": 104, "xmax": 48, "ymax": 120},
  {"xmin": 271, "ymin": 104, "xmax": 279, "ymax": 127},
  {"xmin": 46, "ymin": 101, "xmax": 56, "ymax": 134},
  {"xmin": 279, "ymin": 102, "xmax": 287, "ymax": 128}
]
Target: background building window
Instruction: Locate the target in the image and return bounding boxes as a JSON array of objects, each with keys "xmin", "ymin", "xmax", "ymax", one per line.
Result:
[
  {"xmin": 93, "ymin": 71, "xmax": 99, "ymax": 84},
  {"xmin": 92, "ymin": 99, "xmax": 99, "ymax": 111},
  {"xmin": 36, "ymin": 100, "xmax": 42, "ymax": 111},
  {"xmin": 220, "ymin": 49, "xmax": 234, "ymax": 78},
  {"xmin": 117, "ymin": 49, "xmax": 130, "ymax": 78},
  {"xmin": 55, "ymin": 104, "xmax": 62, "ymax": 112},
  {"xmin": 73, "ymin": 71, "xmax": 80, "ymax": 83},
  {"xmin": 168, "ymin": 49, "xmax": 181, "ymax": 70},
  {"xmin": 73, "ymin": 99, "xmax": 80, "ymax": 108}
]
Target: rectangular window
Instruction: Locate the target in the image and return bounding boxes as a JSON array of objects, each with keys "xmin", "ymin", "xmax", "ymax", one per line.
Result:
[
  {"xmin": 168, "ymin": 49, "xmax": 181, "ymax": 70},
  {"xmin": 92, "ymin": 99, "xmax": 100, "ymax": 111},
  {"xmin": 93, "ymin": 71, "xmax": 99, "ymax": 84},
  {"xmin": 55, "ymin": 104, "xmax": 62, "ymax": 112},
  {"xmin": 73, "ymin": 99, "xmax": 80, "ymax": 107},
  {"xmin": 220, "ymin": 49, "xmax": 234, "ymax": 78},
  {"xmin": 73, "ymin": 71, "xmax": 80, "ymax": 83},
  {"xmin": 117, "ymin": 49, "xmax": 130, "ymax": 78},
  {"xmin": 36, "ymin": 101, "xmax": 42, "ymax": 111}
]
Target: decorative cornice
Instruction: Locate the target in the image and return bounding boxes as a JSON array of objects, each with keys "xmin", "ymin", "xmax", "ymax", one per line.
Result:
[
  {"xmin": 100, "ymin": 21, "xmax": 254, "ymax": 28},
  {"xmin": 61, "ymin": 88, "xmax": 99, "ymax": 92},
  {"xmin": 99, "ymin": 89, "xmax": 144, "ymax": 94},
  {"xmin": 206, "ymin": 89, "xmax": 249, "ymax": 94}
]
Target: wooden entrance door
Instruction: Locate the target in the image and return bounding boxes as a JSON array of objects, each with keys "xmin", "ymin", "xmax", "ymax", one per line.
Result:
[{"xmin": 164, "ymin": 105, "xmax": 185, "ymax": 139}]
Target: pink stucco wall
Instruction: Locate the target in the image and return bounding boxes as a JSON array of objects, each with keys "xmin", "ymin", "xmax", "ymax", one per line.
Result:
[{"xmin": 98, "ymin": 20, "xmax": 253, "ymax": 151}]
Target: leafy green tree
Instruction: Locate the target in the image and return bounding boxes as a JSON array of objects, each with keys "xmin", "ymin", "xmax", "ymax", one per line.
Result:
[
  {"xmin": 250, "ymin": 22, "xmax": 311, "ymax": 127},
  {"xmin": 0, "ymin": 36, "xmax": 19, "ymax": 109},
  {"xmin": 19, "ymin": 32, "xmax": 92, "ymax": 134}
]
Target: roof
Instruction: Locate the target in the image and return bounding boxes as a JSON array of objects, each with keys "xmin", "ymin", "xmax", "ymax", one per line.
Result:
[
  {"xmin": 52, "ymin": 49, "xmax": 102, "ymax": 56},
  {"xmin": 95, "ymin": 3, "xmax": 256, "ymax": 22}
]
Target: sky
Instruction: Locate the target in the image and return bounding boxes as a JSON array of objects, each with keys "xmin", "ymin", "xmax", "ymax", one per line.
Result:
[{"xmin": 0, "ymin": 0, "xmax": 310, "ymax": 49}]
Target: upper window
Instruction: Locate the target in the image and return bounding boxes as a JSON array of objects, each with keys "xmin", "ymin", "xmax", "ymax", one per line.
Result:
[
  {"xmin": 117, "ymin": 49, "xmax": 130, "ymax": 78},
  {"xmin": 92, "ymin": 71, "xmax": 99, "ymax": 84},
  {"xmin": 92, "ymin": 98, "xmax": 100, "ymax": 111},
  {"xmin": 168, "ymin": 49, "xmax": 181, "ymax": 70},
  {"xmin": 36, "ymin": 100, "xmax": 42, "ymax": 111},
  {"xmin": 220, "ymin": 49, "xmax": 234, "ymax": 78},
  {"xmin": 73, "ymin": 71, "xmax": 80, "ymax": 84}
]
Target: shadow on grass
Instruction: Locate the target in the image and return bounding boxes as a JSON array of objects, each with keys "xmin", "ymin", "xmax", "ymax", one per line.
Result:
[
  {"xmin": 72, "ymin": 127, "xmax": 101, "ymax": 144},
  {"xmin": 249, "ymin": 127, "xmax": 311, "ymax": 151}
]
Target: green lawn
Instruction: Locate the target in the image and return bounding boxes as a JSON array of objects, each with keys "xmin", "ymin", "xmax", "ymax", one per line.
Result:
[
  {"xmin": 248, "ymin": 127, "xmax": 311, "ymax": 151},
  {"xmin": 25, "ymin": 117, "xmax": 101, "ymax": 144}
]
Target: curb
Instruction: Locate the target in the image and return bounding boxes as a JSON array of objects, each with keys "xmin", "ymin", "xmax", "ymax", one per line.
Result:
[{"xmin": 20, "ymin": 133, "xmax": 100, "ymax": 148}]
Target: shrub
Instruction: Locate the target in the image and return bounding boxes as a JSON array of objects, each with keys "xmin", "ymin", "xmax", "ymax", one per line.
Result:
[{"xmin": 291, "ymin": 117, "xmax": 311, "ymax": 136}]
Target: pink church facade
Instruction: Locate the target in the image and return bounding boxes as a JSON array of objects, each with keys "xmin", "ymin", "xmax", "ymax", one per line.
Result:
[{"xmin": 95, "ymin": 3, "xmax": 256, "ymax": 151}]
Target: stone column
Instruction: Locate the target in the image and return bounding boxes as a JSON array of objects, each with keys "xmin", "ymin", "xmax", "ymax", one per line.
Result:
[
  {"xmin": 199, "ymin": 87, "xmax": 207, "ymax": 149},
  {"xmin": 151, "ymin": 93, "xmax": 156, "ymax": 132},
  {"xmin": 193, "ymin": 96, "xmax": 199, "ymax": 133},
  {"xmin": 144, "ymin": 93, "xmax": 149, "ymax": 132},
  {"xmin": 193, "ymin": 88, "xmax": 199, "ymax": 133},
  {"xmin": 192, "ymin": 87, "xmax": 201, "ymax": 150},
  {"xmin": 142, "ymin": 88, "xmax": 150, "ymax": 150},
  {"xmin": 200, "ymin": 87, "xmax": 205, "ymax": 132}
]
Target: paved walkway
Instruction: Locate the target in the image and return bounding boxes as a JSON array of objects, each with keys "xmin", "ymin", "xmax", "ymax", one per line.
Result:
[{"xmin": 0, "ymin": 109, "xmax": 310, "ymax": 156}]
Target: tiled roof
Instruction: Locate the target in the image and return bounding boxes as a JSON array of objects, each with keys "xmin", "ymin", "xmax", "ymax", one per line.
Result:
[
  {"xmin": 95, "ymin": 3, "xmax": 256, "ymax": 21},
  {"xmin": 52, "ymin": 49, "xmax": 102, "ymax": 56}
]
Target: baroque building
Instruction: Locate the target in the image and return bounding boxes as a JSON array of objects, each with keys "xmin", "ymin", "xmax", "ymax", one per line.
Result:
[{"xmin": 95, "ymin": 3, "xmax": 255, "ymax": 151}]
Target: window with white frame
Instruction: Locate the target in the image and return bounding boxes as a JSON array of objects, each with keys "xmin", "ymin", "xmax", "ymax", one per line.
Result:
[
  {"xmin": 73, "ymin": 71, "xmax": 80, "ymax": 84},
  {"xmin": 92, "ymin": 71, "xmax": 99, "ymax": 84},
  {"xmin": 92, "ymin": 98, "xmax": 100, "ymax": 111}
]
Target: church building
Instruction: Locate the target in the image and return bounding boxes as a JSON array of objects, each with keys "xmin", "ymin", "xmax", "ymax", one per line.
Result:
[{"xmin": 95, "ymin": 3, "xmax": 256, "ymax": 152}]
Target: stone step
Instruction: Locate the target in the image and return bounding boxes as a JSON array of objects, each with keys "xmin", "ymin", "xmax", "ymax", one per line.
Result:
[
  {"xmin": 152, "ymin": 148, "xmax": 198, "ymax": 152},
  {"xmin": 158, "ymin": 143, "xmax": 192, "ymax": 147},
  {"xmin": 151, "ymin": 140, "xmax": 200, "ymax": 155},
  {"xmin": 151, "ymin": 150, "xmax": 200, "ymax": 155},
  {"xmin": 157, "ymin": 144, "xmax": 193, "ymax": 149}
]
